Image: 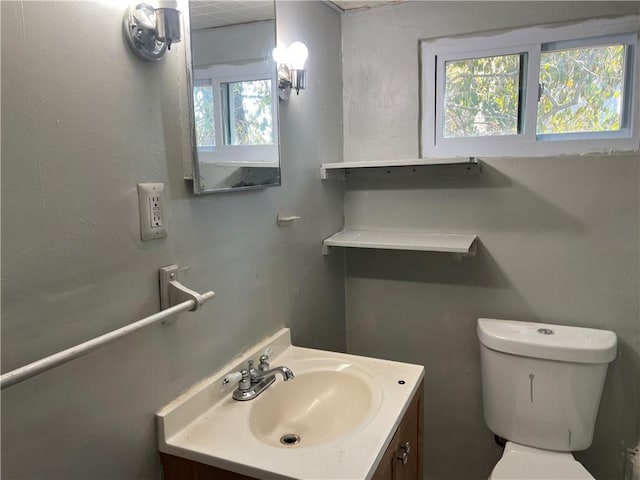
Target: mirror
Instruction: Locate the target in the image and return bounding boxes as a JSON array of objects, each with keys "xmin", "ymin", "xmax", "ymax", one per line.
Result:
[{"xmin": 188, "ymin": 1, "xmax": 280, "ymax": 194}]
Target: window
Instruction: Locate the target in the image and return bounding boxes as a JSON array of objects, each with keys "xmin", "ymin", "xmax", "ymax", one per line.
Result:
[
  {"xmin": 193, "ymin": 79, "xmax": 216, "ymax": 149},
  {"xmin": 193, "ymin": 61, "xmax": 278, "ymax": 165},
  {"xmin": 220, "ymin": 79, "xmax": 273, "ymax": 146},
  {"xmin": 421, "ymin": 16, "xmax": 639, "ymax": 157},
  {"xmin": 443, "ymin": 53, "xmax": 524, "ymax": 138},
  {"xmin": 537, "ymin": 41, "xmax": 626, "ymax": 136}
]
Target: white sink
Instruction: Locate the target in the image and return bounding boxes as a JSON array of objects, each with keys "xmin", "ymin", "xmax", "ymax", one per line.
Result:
[
  {"xmin": 249, "ymin": 362, "xmax": 382, "ymax": 447},
  {"xmin": 156, "ymin": 328, "xmax": 423, "ymax": 480}
]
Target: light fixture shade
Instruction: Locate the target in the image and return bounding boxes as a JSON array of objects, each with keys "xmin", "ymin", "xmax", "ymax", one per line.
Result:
[
  {"xmin": 290, "ymin": 69, "xmax": 307, "ymax": 94},
  {"xmin": 155, "ymin": 8, "xmax": 182, "ymax": 48}
]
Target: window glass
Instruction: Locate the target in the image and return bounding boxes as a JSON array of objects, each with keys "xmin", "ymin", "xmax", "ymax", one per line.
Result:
[
  {"xmin": 193, "ymin": 79, "xmax": 216, "ymax": 149},
  {"xmin": 444, "ymin": 54, "xmax": 522, "ymax": 138},
  {"xmin": 537, "ymin": 44, "xmax": 626, "ymax": 135},
  {"xmin": 221, "ymin": 79, "xmax": 273, "ymax": 146},
  {"xmin": 421, "ymin": 17, "xmax": 638, "ymax": 157}
]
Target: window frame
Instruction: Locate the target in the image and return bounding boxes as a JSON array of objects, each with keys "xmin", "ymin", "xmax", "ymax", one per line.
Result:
[
  {"xmin": 420, "ymin": 15, "xmax": 640, "ymax": 157},
  {"xmin": 193, "ymin": 61, "xmax": 279, "ymax": 166},
  {"xmin": 536, "ymin": 33, "xmax": 635, "ymax": 142}
]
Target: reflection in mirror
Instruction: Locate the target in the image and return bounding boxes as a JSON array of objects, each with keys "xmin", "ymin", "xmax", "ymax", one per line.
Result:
[{"xmin": 188, "ymin": 1, "xmax": 279, "ymax": 194}]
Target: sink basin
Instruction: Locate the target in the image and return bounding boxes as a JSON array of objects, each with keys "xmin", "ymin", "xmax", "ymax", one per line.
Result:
[
  {"xmin": 157, "ymin": 328, "xmax": 424, "ymax": 480},
  {"xmin": 249, "ymin": 368, "xmax": 378, "ymax": 447}
]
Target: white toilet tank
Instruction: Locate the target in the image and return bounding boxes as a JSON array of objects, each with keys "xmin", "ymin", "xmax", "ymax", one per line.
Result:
[{"xmin": 477, "ymin": 318, "xmax": 617, "ymax": 452}]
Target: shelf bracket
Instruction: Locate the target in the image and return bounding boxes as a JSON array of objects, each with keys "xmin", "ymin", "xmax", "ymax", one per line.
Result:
[{"xmin": 320, "ymin": 167, "xmax": 346, "ymax": 181}]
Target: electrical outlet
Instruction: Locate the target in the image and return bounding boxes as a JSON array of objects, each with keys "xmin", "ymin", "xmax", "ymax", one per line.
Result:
[
  {"xmin": 149, "ymin": 195, "xmax": 162, "ymax": 228},
  {"xmin": 138, "ymin": 183, "xmax": 167, "ymax": 241}
]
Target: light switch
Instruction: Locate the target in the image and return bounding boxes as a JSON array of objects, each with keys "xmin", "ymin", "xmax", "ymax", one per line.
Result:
[{"xmin": 138, "ymin": 183, "xmax": 167, "ymax": 241}]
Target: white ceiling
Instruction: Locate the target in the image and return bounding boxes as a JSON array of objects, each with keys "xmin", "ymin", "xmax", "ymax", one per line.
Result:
[
  {"xmin": 188, "ymin": 0, "xmax": 405, "ymax": 31},
  {"xmin": 189, "ymin": 1, "xmax": 274, "ymax": 30},
  {"xmin": 329, "ymin": 0, "xmax": 405, "ymax": 12}
]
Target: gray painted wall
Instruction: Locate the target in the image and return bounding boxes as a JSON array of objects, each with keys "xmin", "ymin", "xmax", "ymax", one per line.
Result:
[
  {"xmin": 192, "ymin": 21, "xmax": 275, "ymax": 66},
  {"xmin": 4, "ymin": 1, "xmax": 639, "ymax": 479},
  {"xmin": 0, "ymin": 1, "xmax": 344, "ymax": 478},
  {"xmin": 341, "ymin": 2, "xmax": 640, "ymax": 480}
]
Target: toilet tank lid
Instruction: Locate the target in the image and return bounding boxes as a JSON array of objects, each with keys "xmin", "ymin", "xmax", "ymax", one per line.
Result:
[{"xmin": 477, "ymin": 318, "xmax": 617, "ymax": 364}]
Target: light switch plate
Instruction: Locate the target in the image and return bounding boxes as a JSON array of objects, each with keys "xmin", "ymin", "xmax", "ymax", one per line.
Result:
[{"xmin": 138, "ymin": 182, "xmax": 167, "ymax": 241}]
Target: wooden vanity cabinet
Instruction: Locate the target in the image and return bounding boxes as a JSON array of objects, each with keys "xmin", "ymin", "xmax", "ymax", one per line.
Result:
[
  {"xmin": 372, "ymin": 379, "xmax": 424, "ymax": 480},
  {"xmin": 160, "ymin": 379, "xmax": 424, "ymax": 480},
  {"xmin": 159, "ymin": 454, "xmax": 258, "ymax": 480}
]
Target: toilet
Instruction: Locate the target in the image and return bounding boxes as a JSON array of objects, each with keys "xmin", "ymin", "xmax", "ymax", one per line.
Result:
[{"xmin": 477, "ymin": 318, "xmax": 617, "ymax": 479}]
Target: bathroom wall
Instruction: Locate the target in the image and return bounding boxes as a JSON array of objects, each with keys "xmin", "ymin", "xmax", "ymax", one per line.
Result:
[
  {"xmin": 341, "ymin": 2, "xmax": 640, "ymax": 479},
  {"xmin": 192, "ymin": 21, "xmax": 275, "ymax": 66},
  {"xmin": 0, "ymin": 1, "xmax": 344, "ymax": 478}
]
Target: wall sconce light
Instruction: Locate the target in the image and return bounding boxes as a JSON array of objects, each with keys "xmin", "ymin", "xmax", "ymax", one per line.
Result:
[
  {"xmin": 124, "ymin": 3, "xmax": 182, "ymax": 61},
  {"xmin": 273, "ymin": 42, "xmax": 309, "ymax": 101}
]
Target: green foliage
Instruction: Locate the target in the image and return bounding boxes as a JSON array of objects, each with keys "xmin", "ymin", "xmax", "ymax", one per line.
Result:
[
  {"xmin": 193, "ymin": 82, "xmax": 215, "ymax": 147},
  {"xmin": 444, "ymin": 54, "xmax": 521, "ymax": 137},
  {"xmin": 443, "ymin": 44, "xmax": 625, "ymax": 138},
  {"xmin": 225, "ymin": 79, "xmax": 273, "ymax": 146},
  {"xmin": 193, "ymin": 79, "xmax": 274, "ymax": 148},
  {"xmin": 537, "ymin": 45, "xmax": 624, "ymax": 134}
]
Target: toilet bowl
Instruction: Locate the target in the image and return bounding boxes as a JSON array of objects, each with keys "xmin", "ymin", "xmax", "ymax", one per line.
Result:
[
  {"xmin": 477, "ymin": 318, "xmax": 617, "ymax": 480},
  {"xmin": 489, "ymin": 442, "xmax": 593, "ymax": 480}
]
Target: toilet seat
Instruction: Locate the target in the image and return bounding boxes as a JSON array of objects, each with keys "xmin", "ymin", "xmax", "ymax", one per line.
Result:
[{"xmin": 489, "ymin": 442, "xmax": 594, "ymax": 480}]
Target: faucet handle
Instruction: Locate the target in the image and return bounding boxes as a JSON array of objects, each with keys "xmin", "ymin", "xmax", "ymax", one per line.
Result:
[
  {"xmin": 258, "ymin": 347, "xmax": 273, "ymax": 371},
  {"xmin": 221, "ymin": 371, "xmax": 242, "ymax": 390}
]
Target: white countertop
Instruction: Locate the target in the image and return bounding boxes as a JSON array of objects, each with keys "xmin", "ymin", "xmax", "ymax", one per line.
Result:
[{"xmin": 156, "ymin": 328, "xmax": 424, "ymax": 480}]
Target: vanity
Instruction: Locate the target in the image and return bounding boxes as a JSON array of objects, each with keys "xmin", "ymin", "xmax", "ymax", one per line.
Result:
[{"xmin": 156, "ymin": 328, "xmax": 424, "ymax": 480}]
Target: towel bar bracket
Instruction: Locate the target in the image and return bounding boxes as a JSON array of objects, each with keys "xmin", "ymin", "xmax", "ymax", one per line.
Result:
[{"xmin": 160, "ymin": 265, "xmax": 211, "ymax": 318}]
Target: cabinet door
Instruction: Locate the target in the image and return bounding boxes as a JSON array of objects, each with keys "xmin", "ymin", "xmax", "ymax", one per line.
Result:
[
  {"xmin": 393, "ymin": 391, "xmax": 421, "ymax": 480},
  {"xmin": 372, "ymin": 427, "xmax": 401, "ymax": 480},
  {"xmin": 160, "ymin": 453, "xmax": 257, "ymax": 480},
  {"xmin": 372, "ymin": 380, "xmax": 424, "ymax": 480}
]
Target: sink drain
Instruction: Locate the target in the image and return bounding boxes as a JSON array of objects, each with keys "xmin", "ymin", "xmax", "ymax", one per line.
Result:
[{"xmin": 280, "ymin": 433, "xmax": 301, "ymax": 446}]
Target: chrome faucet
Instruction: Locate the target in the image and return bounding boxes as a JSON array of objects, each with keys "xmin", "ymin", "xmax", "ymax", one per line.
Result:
[{"xmin": 223, "ymin": 352, "xmax": 295, "ymax": 401}]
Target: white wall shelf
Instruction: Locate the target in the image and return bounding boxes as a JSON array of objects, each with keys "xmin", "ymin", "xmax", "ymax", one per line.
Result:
[
  {"xmin": 320, "ymin": 157, "xmax": 480, "ymax": 179},
  {"xmin": 322, "ymin": 229, "xmax": 477, "ymax": 256}
]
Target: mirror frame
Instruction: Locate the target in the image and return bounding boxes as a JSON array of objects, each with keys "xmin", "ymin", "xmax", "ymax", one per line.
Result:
[{"xmin": 184, "ymin": 1, "xmax": 281, "ymax": 195}]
